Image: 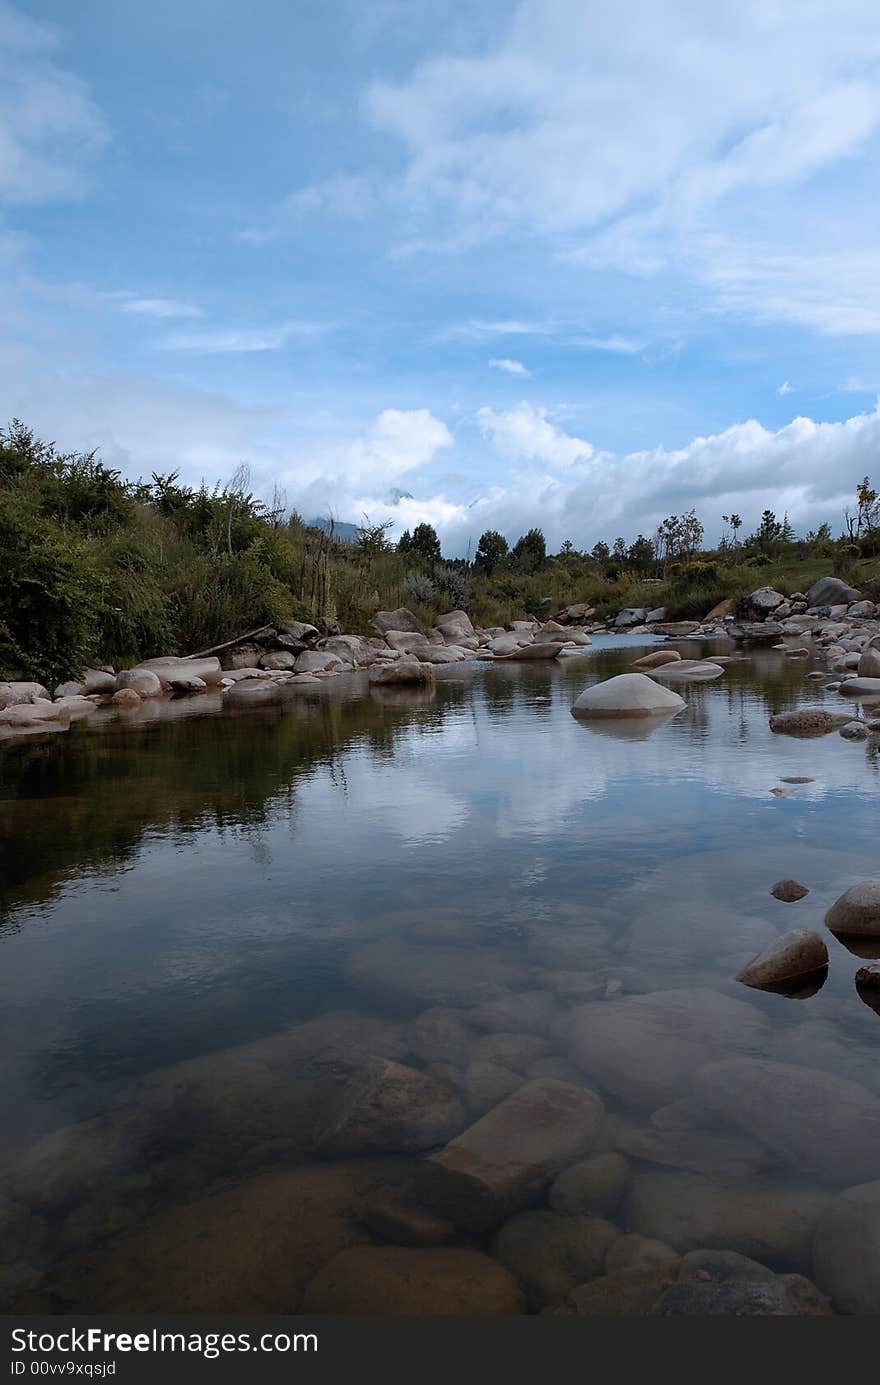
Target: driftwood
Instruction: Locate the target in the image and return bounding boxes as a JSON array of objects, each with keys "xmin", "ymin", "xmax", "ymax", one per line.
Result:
[{"xmin": 187, "ymin": 625, "xmax": 275, "ymax": 659}]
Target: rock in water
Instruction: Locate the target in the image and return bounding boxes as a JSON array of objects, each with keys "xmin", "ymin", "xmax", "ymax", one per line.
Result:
[
  {"xmin": 735, "ymin": 930, "xmax": 828, "ymax": 996},
  {"xmin": 825, "ymin": 880, "xmax": 880, "ymax": 938},
  {"xmin": 855, "ymin": 964, "xmax": 880, "ymax": 1015},
  {"xmin": 769, "ymin": 709, "xmax": 853, "ymax": 736},
  {"xmin": 492, "ymin": 1209, "xmax": 621, "ymax": 1309},
  {"xmin": 770, "ymin": 879, "xmax": 809, "ymax": 902},
  {"xmin": 368, "ymin": 661, "xmax": 436, "ymax": 687},
  {"xmin": 563, "ymin": 989, "xmax": 767, "ymax": 1111},
  {"xmin": 691, "ymin": 1058, "xmax": 880, "ymax": 1185},
  {"xmin": 302, "ymin": 1246, "xmax": 525, "ymax": 1315},
  {"xmin": 813, "ymin": 1182, "xmax": 880, "ymax": 1314},
  {"xmin": 571, "ymin": 673, "xmax": 685, "ymax": 719},
  {"xmin": 418, "ymin": 1079, "xmax": 604, "ymax": 1231},
  {"xmin": 313, "ymin": 1059, "xmax": 465, "ymax": 1157},
  {"xmin": 631, "ymin": 650, "xmax": 682, "ymax": 668}
]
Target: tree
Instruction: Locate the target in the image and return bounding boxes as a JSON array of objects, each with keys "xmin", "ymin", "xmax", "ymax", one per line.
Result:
[
  {"xmin": 590, "ymin": 540, "xmax": 610, "ymax": 566},
  {"xmin": 511, "ymin": 527, "xmax": 546, "ymax": 573},
  {"xmin": 627, "ymin": 534, "xmax": 654, "ymax": 573},
  {"xmin": 752, "ymin": 509, "xmax": 783, "ymax": 552},
  {"xmin": 856, "ymin": 475, "xmax": 879, "ymax": 539},
  {"xmin": 722, "ymin": 513, "xmax": 742, "ymax": 547},
  {"xmin": 408, "ymin": 522, "xmax": 442, "ymax": 565},
  {"xmin": 612, "ymin": 536, "xmax": 627, "ymax": 564},
  {"xmin": 397, "ymin": 528, "xmax": 412, "ymax": 554},
  {"xmin": 474, "ymin": 529, "xmax": 509, "ymax": 575},
  {"xmin": 355, "ymin": 514, "xmax": 394, "ymax": 563}
]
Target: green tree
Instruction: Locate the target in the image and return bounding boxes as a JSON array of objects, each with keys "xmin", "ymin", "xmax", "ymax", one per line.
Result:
[
  {"xmin": 408, "ymin": 522, "xmax": 442, "ymax": 565},
  {"xmin": 474, "ymin": 529, "xmax": 509, "ymax": 575},
  {"xmin": 590, "ymin": 540, "xmax": 610, "ymax": 566},
  {"xmin": 511, "ymin": 527, "xmax": 546, "ymax": 573}
]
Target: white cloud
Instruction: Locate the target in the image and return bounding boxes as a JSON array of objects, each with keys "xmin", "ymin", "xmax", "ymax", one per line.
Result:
[
  {"xmin": 489, "ymin": 357, "xmax": 530, "ymax": 376},
  {"xmin": 477, "ymin": 402, "xmax": 598, "ymax": 469},
  {"xmin": 339, "ymin": 407, "xmax": 452, "ymax": 484},
  {"xmin": 777, "ymin": 380, "xmax": 794, "ymax": 395},
  {"xmin": 161, "ymin": 321, "xmax": 328, "ymax": 353},
  {"xmin": 115, "ymin": 297, "xmax": 205, "ymax": 320},
  {"xmin": 0, "ymin": 1, "xmax": 108, "ymax": 204},
  {"xmin": 239, "ymin": 173, "xmax": 384, "ymax": 245}
]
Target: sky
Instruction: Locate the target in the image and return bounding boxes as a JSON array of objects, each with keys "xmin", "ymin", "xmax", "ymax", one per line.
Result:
[{"xmin": 4, "ymin": 0, "xmax": 880, "ymax": 553}]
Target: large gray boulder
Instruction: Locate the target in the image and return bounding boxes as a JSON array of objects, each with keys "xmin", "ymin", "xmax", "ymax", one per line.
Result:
[
  {"xmin": 564, "ymin": 990, "xmax": 766, "ymax": 1110},
  {"xmin": 373, "ymin": 607, "xmax": 422, "ymax": 635},
  {"xmin": 319, "ymin": 634, "xmax": 376, "ymax": 666},
  {"xmin": 615, "ymin": 608, "xmax": 647, "ymax": 628},
  {"xmin": 436, "ymin": 610, "xmax": 475, "ymax": 643},
  {"xmin": 806, "ymin": 576, "xmax": 862, "ymax": 608},
  {"xmin": 368, "ymin": 660, "xmax": 436, "ymax": 686},
  {"xmin": 691, "ymin": 1058, "xmax": 880, "ymax": 1185},
  {"xmin": 825, "ymin": 880, "xmax": 880, "ymax": 937},
  {"xmin": 728, "ymin": 621, "xmax": 785, "ymax": 643},
  {"xmin": 115, "ymin": 668, "xmax": 163, "ymax": 698},
  {"xmin": 813, "ymin": 1181, "xmax": 880, "ymax": 1314},
  {"xmin": 735, "ymin": 930, "xmax": 828, "ymax": 994},
  {"xmin": 419, "ymin": 1080, "xmax": 604, "ymax": 1231},
  {"xmin": 625, "ymin": 1169, "xmax": 827, "ymax": 1270},
  {"xmin": 745, "ymin": 587, "xmax": 786, "ymax": 618},
  {"xmin": 571, "ymin": 673, "xmax": 685, "ymax": 719}
]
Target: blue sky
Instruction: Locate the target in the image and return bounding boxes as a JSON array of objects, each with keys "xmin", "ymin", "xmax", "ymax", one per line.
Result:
[{"xmin": 5, "ymin": 0, "xmax": 880, "ymax": 552}]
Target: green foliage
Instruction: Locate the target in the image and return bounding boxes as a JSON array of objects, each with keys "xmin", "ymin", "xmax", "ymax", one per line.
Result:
[{"xmin": 474, "ymin": 529, "xmax": 509, "ymax": 575}]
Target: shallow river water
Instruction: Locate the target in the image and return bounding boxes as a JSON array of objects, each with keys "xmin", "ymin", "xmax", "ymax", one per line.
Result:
[{"xmin": 1, "ymin": 635, "xmax": 879, "ymax": 1313}]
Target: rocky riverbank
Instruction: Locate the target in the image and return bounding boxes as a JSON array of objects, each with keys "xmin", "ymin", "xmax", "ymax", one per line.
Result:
[{"xmin": 2, "ymin": 573, "xmax": 879, "ymax": 741}]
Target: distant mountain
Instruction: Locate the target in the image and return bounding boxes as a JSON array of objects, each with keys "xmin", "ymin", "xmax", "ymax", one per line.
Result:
[
  {"xmin": 305, "ymin": 516, "xmax": 360, "ymax": 543},
  {"xmin": 387, "ymin": 487, "xmax": 414, "ymax": 504}
]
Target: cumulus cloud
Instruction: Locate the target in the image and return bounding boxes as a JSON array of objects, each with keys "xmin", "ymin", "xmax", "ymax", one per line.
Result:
[
  {"xmin": 338, "ymin": 407, "xmax": 452, "ymax": 484},
  {"xmin": 477, "ymin": 402, "xmax": 598, "ymax": 469},
  {"xmin": 0, "ymin": 1, "xmax": 108, "ymax": 204},
  {"xmin": 777, "ymin": 381, "xmax": 794, "ymax": 395},
  {"xmin": 489, "ymin": 357, "xmax": 530, "ymax": 376}
]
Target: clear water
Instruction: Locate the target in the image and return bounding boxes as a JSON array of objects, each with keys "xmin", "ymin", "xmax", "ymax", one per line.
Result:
[{"xmin": 1, "ymin": 636, "xmax": 879, "ymax": 1312}]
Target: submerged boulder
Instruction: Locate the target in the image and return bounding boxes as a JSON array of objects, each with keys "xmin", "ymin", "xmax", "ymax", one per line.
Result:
[
  {"xmin": 631, "ymin": 650, "xmax": 682, "ymax": 669},
  {"xmin": 571, "ymin": 673, "xmax": 685, "ymax": 719},
  {"xmin": 419, "ymin": 1080, "xmax": 604, "ymax": 1231},
  {"xmin": 813, "ymin": 1182, "xmax": 880, "ymax": 1314},
  {"xmin": 735, "ymin": 930, "xmax": 828, "ymax": 995},
  {"xmin": 368, "ymin": 661, "xmax": 436, "ymax": 687},
  {"xmin": 769, "ymin": 708, "xmax": 853, "ymax": 736},
  {"xmin": 313, "ymin": 1059, "xmax": 464, "ymax": 1158},
  {"xmin": 303, "ymin": 1246, "xmax": 525, "ymax": 1315},
  {"xmin": 825, "ymin": 880, "xmax": 880, "ymax": 938}
]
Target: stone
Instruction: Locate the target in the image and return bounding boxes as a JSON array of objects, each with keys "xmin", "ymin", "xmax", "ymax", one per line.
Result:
[
  {"xmin": 857, "ymin": 647, "xmax": 880, "ymax": 677},
  {"xmin": 259, "ymin": 651, "xmax": 297, "ymax": 671},
  {"xmin": 745, "ymin": 587, "xmax": 787, "ymax": 617},
  {"xmin": 368, "ymin": 661, "xmax": 436, "ymax": 687},
  {"xmin": 408, "ymin": 1008, "xmax": 474, "ymax": 1067},
  {"xmin": 495, "ymin": 642, "xmax": 564, "ymax": 660},
  {"xmin": 838, "ymin": 677, "xmax": 880, "ymax": 697},
  {"xmin": 678, "ymin": 1249, "xmax": 776, "ymax": 1283},
  {"xmin": 728, "ymin": 621, "xmax": 785, "ymax": 643},
  {"xmin": 571, "ymin": 673, "xmax": 685, "ymax": 719},
  {"xmin": 135, "ymin": 656, "xmax": 222, "ymax": 686},
  {"xmin": 115, "ymin": 669, "xmax": 163, "ymax": 698},
  {"xmin": 468, "ymin": 990, "xmax": 558, "ymax": 1037},
  {"xmin": 609, "ymin": 1117, "xmax": 770, "ymax": 1181},
  {"xmin": 735, "ymin": 929, "xmax": 828, "ymax": 994},
  {"xmin": 419, "ymin": 1080, "xmax": 604, "ymax": 1231},
  {"xmin": 111, "ymin": 688, "xmax": 141, "ymax": 708},
  {"xmin": 419, "ymin": 645, "xmax": 469, "ymax": 664},
  {"xmin": 769, "ymin": 708, "xmax": 854, "ymax": 736},
  {"xmin": 54, "ymin": 681, "xmax": 84, "ymax": 699},
  {"xmin": 692, "ymin": 1058, "xmax": 880, "ymax": 1185},
  {"xmin": 840, "ymin": 721, "xmax": 868, "ymax": 740},
  {"xmin": 373, "ymin": 608, "xmax": 422, "ymax": 635},
  {"xmin": 850, "ymin": 600, "xmax": 877, "ymax": 618},
  {"xmin": 549, "ymin": 1153, "xmax": 630, "ymax": 1219},
  {"xmin": 43, "ymin": 1163, "xmax": 393, "ymax": 1313},
  {"xmin": 320, "ymin": 635, "xmax": 375, "ymax": 666},
  {"xmin": 493, "ymin": 1209, "xmax": 622, "ymax": 1309},
  {"xmin": 312, "ymin": 1059, "xmax": 464, "ymax": 1158},
  {"xmin": 358, "ymin": 1195, "xmax": 455, "ymax": 1247},
  {"xmin": 168, "ymin": 675, "xmax": 208, "ymax": 693},
  {"xmin": 855, "ymin": 964, "xmax": 880, "ymax": 1014},
  {"xmin": 615, "ymin": 608, "xmax": 648, "ymax": 628},
  {"xmin": 436, "ymin": 610, "xmax": 475, "ymax": 643},
  {"xmin": 295, "ymin": 650, "xmax": 342, "ymax": 674},
  {"xmin": 221, "ymin": 643, "xmax": 265, "ymax": 670},
  {"xmin": 344, "ymin": 940, "xmax": 526, "ymax": 1011},
  {"xmin": 645, "ymin": 607, "xmax": 667, "ymax": 624},
  {"xmin": 606, "ymin": 1233, "xmax": 680, "ymax": 1275},
  {"xmin": 385, "ymin": 630, "xmax": 432, "ymax": 653},
  {"xmin": 488, "ymin": 634, "xmax": 524, "ymax": 655},
  {"xmin": 0, "ymin": 700, "xmax": 65, "ymax": 727},
  {"xmin": 462, "ymin": 1061, "xmax": 523, "ymax": 1118},
  {"xmin": 631, "ymin": 650, "xmax": 682, "ymax": 668},
  {"xmin": 559, "ymin": 1267, "xmax": 676, "ymax": 1316},
  {"xmin": 302, "ymin": 1246, "xmax": 524, "ymax": 1315},
  {"xmin": 652, "ymin": 1276, "xmax": 831, "ymax": 1315},
  {"xmin": 813, "ymin": 1181, "xmax": 880, "ymax": 1314},
  {"xmin": 703, "ymin": 598, "xmax": 737, "ymax": 621},
  {"xmin": 806, "ymin": 576, "xmax": 862, "ymax": 607},
  {"xmin": 564, "ymin": 989, "xmax": 767, "ymax": 1111},
  {"xmin": 625, "ymin": 1169, "xmax": 826, "ymax": 1270},
  {"xmin": 81, "ymin": 669, "xmax": 117, "ymax": 694},
  {"xmin": 646, "ymin": 659, "xmax": 724, "ymax": 681},
  {"xmin": 825, "ymin": 880, "xmax": 880, "ymax": 938},
  {"xmin": 771, "ymin": 879, "xmax": 809, "ymax": 902},
  {"xmin": 468, "ymin": 1032, "xmax": 553, "ymax": 1073}
]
